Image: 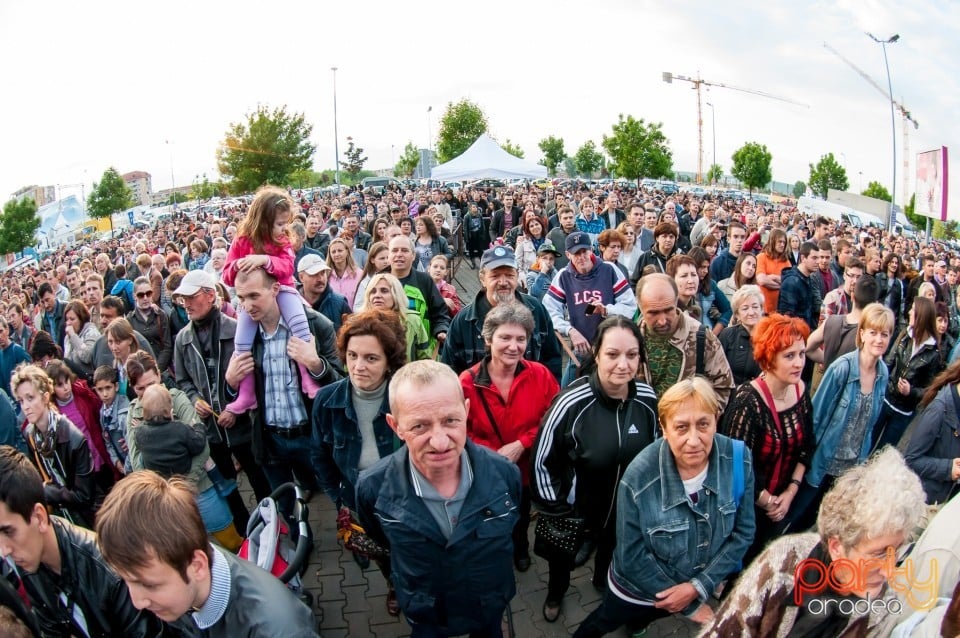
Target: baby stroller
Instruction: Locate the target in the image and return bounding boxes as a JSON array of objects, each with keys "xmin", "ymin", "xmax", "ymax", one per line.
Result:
[{"xmin": 239, "ymin": 482, "xmax": 314, "ymax": 607}]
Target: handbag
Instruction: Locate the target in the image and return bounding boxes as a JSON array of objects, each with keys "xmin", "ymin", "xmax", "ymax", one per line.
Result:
[{"xmin": 533, "ymin": 512, "xmax": 586, "ymax": 566}]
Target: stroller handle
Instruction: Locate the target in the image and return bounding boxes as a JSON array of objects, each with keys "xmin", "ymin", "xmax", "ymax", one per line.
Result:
[{"xmin": 266, "ymin": 483, "xmax": 312, "ymax": 584}]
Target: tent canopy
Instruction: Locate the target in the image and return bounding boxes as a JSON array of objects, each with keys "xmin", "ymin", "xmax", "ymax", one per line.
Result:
[{"xmin": 431, "ymin": 134, "xmax": 547, "ymax": 181}]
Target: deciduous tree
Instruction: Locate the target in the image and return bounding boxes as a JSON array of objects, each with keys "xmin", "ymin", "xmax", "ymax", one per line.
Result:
[
  {"xmin": 602, "ymin": 114, "xmax": 673, "ymax": 184},
  {"xmin": 706, "ymin": 164, "xmax": 724, "ymax": 185},
  {"xmin": 861, "ymin": 181, "xmax": 891, "ymax": 202},
  {"xmin": 436, "ymin": 100, "xmax": 488, "ymax": 163},
  {"xmin": 0, "ymin": 198, "xmax": 41, "ymax": 254},
  {"xmin": 792, "ymin": 181, "xmax": 807, "ymax": 198},
  {"xmin": 87, "ymin": 167, "xmax": 135, "ymax": 237},
  {"xmin": 573, "ymin": 141, "xmax": 604, "ymax": 178},
  {"xmin": 730, "ymin": 142, "xmax": 772, "ymax": 195},
  {"xmin": 340, "ymin": 137, "xmax": 368, "ymax": 180},
  {"xmin": 538, "ymin": 136, "xmax": 566, "ymax": 177},
  {"xmin": 501, "ymin": 139, "xmax": 524, "ymax": 159},
  {"xmin": 394, "ymin": 142, "xmax": 420, "ymax": 178},
  {"xmin": 216, "ymin": 105, "xmax": 316, "ymax": 194},
  {"xmin": 808, "ymin": 153, "xmax": 849, "ymax": 198}
]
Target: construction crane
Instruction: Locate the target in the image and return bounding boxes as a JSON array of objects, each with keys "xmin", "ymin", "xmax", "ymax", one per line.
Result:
[
  {"xmin": 662, "ymin": 71, "xmax": 808, "ymax": 185},
  {"xmin": 823, "ymin": 42, "xmax": 918, "ymax": 208}
]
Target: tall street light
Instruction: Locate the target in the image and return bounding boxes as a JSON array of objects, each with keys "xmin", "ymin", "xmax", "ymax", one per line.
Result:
[
  {"xmin": 866, "ymin": 32, "xmax": 899, "ymax": 231},
  {"xmin": 705, "ymin": 102, "xmax": 716, "ymax": 184},
  {"xmin": 331, "ymin": 67, "xmax": 340, "ymax": 187},
  {"xmin": 426, "ymin": 106, "xmax": 433, "ymax": 152},
  {"xmin": 165, "ymin": 139, "xmax": 176, "ymax": 209}
]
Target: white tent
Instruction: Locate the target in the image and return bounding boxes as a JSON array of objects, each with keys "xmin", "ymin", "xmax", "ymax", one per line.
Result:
[{"xmin": 431, "ymin": 134, "xmax": 547, "ymax": 181}]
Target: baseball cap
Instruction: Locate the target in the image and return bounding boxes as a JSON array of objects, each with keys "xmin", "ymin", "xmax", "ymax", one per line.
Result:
[
  {"xmin": 565, "ymin": 231, "xmax": 592, "ymax": 253},
  {"xmin": 172, "ymin": 270, "xmax": 217, "ymax": 296},
  {"xmin": 538, "ymin": 242, "xmax": 561, "ymax": 257},
  {"xmin": 298, "ymin": 253, "xmax": 331, "ymax": 275},
  {"xmin": 480, "ymin": 246, "xmax": 516, "ymax": 270}
]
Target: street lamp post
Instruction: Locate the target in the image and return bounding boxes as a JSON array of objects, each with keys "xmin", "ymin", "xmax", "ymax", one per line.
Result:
[
  {"xmin": 426, "ymin": 106, "xmax": 433, "ymax": 152},
  {"xmin": 331, "ymin": 67, "xmax": 340, "ymax": 187},
  {"xmin": 705, "ymin": 102, "xmax": 716, "ymax": 184},
  {"xmin": 866, "ymin": 32, "xmax": 899, "ymax": 231},
  {"xmin": 165, "ymin": 140, "xmax": 176, "ymax": 209}
]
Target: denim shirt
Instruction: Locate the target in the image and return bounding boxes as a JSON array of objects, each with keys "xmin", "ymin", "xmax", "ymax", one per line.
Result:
[
  {"xmin": 612, "ymin": 434, "xmax": 755, "ymax": 614},
  {"xmin": 808, "ymin": 350, "xmax": 888, "ymax": 488},
  {"xmin": 313, "ymin": 378, "xmax": 397, "ymax": 510}
]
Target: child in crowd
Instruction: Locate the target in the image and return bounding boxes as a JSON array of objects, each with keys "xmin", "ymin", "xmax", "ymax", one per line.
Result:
[
  {"xmin": 92, "ymin": 364, "xmax": 128, "ymax": 475},
  {"xmin": 527, "ymin": 243, "xmax": 561, "ymax": 301},
  {"xmin": 133, "ymin": 385, "xmax": 243, "ymax": 550},
  {"xmin": 221, "ymin": 186, "xmax": 321, "ymax": 415},
  {"xmin": 428, "ymin": 254, "xmax": 462, "ymax": 318}
]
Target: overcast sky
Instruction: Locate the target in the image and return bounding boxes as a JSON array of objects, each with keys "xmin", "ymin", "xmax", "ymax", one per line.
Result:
[{"xmin": 2, "ymin": 0, "xmax": 956, "ymax": 216}]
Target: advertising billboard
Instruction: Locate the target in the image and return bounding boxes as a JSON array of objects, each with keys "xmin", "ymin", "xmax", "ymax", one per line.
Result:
[{"xmin": 915, "ymin": 147, "xmax": 949, "ymax": 221}]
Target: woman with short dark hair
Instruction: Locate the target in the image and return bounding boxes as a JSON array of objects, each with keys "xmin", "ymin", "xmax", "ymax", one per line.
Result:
[{"xmin": 313, "ymin": 309, "xmax": 409, "ymax": 616}]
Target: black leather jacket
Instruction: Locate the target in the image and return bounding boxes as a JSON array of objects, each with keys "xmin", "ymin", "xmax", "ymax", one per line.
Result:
[
  {"xmin": 25, "ymin": 411, "xmax": 99, "ymax": 527},
  {"xmin": 884, "ymin": 331, "xmax": 943, "ymax": 413},
  {"xmin": 23, "ymin": 517, "xmax": 166, "ymax": 637}
]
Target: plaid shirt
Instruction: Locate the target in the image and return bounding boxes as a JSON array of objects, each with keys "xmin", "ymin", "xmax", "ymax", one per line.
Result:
[{"xmin": 260, "ymin": 319, "xmax": 308, "ymax": 429}]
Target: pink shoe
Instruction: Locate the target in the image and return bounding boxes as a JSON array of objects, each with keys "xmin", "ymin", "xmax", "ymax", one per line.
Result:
[
  {"xmin": 299, "ymin": 363, "xmax": 321, "ymax": 399},
  {"xmin": 224, "ymin": 373, "xmax": 258, "ymax": 414}
]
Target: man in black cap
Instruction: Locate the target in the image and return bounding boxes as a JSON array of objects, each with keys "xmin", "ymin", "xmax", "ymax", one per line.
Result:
[
  {"xmin": 441, "ymin": 245, "xmax": 562, "ymax": 381},
  {"xmin": 543, "ymin": 231, "xmax": 637, "ymax": 386}
]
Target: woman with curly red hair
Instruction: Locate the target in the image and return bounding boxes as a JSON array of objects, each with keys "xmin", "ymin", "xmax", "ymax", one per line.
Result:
[{"xmin": 719, "ymin": 313, "xmax": 814, "ymax": 564}]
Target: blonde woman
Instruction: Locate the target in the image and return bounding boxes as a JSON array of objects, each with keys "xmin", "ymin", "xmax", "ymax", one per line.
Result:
[{"xmin": 357, "ymin": 273, "xmax": 431, "ymax": 362}]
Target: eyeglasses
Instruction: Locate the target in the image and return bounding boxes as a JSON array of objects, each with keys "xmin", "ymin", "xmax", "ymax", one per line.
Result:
[{"xmin": 135, "ymin": 292, "xmax": 152, "ymax": 299}]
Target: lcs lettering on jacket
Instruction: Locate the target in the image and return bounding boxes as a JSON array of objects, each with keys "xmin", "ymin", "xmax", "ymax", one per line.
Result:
[{"xmin": 572, "ymin": 290, "xmax": 603, "ymax": 305}]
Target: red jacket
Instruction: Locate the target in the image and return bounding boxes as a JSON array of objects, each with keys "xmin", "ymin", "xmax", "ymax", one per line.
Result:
[
  {"xmin": 68, "ymin": 380, "xmax": 118, "ymax": 480},
  {"xmin": 460, "ymin": 358, "xmax": 559, "ymax": 486}
]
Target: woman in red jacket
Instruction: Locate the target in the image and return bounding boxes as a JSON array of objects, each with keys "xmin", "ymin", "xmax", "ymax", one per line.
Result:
[{"xmin": 459, "ymin": 303, "xmax": 559, "ymax": 573}]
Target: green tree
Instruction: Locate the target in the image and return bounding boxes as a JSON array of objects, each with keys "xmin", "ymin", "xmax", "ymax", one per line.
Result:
[
  {"xmin": 340, "ymin": 137, "xmax": 368, "ymax": 180},
  {"xmin": 286, "ymin": 169, "xmax": 323, "ymax": 189},
  {"xmin": 0, "ymin": 198, "xmax": 41, "ymax": 254},
  {"xmin": 861, "ymin": 181, "xmax": 891, "ymax": 202},
  {"xmin": 216, "ymin": 105, "xmax": 316, "ymax": 194},
  {"xmin": 903, "ymin": 193, "xmax": 926, "ymax": 229},
  {"xmin": 933, "ymin": 220, "xmax": 959, "ymax": 241},
  {"xmin": 706, "ymin": 164, "xmax": 724, "ymax": 185},
  {"xmin": 730, "ymin": 142, "xmax": 773, "ymax": 195},
  {"xmin": 792, "ymin": 181, "xmax": 807, "ymax": 198},
  {"xmin": 601, "ymin": 114, "xmax": 673, "ymax": 185},
  {"xmin": 436, "ymin": 99, "xmax": 488, "ymax": 163},
  {"xmin": 573, "ymin": 141, "xmax": 604, "ymax": 178},
  {"xmin": 501, "ymin": 139, "xmax": 524, "ymax": 159},
  {"xmin": 394, "ymin": 142, "xmax": 420, "ymax": 178},
  {"xmin": 562, "ymin": 157, "xmax": 577, "ymax": 179},
  {"xmin": 191, "ymin": 174, "xmax": 225, "ymax": 200},
  {"xmin": 87, "ymin": 167, "xmax": 135, "ymax": 236},
  {"xmin": 807, "ymin": 153, "xmax": 849, "ymax": 198},
  {"xmin": 538, "ymin": 136, "xmax": 566, "ymax": 177},
  {"xmin": 163, "ymin": 192, "xmax": 190, "ymax": 205}
]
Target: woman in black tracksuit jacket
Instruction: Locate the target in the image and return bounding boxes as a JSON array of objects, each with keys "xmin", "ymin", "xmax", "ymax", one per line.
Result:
[{"xmin": 531, "ymin": 316, "xmax": 658, "ymax": 622}]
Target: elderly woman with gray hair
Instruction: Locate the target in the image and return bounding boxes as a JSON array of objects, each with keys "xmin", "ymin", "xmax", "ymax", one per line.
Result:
[
  {"xmin": 460, "ymin": 303, "xmax": 559, "ymax": 574},
  {"xmin": 699, "ymin": 447, "xmax": 927, "ymax": 637},
  {"xmin": 718, "ymin": 285, "xmax": 765, "ymax": 386}
]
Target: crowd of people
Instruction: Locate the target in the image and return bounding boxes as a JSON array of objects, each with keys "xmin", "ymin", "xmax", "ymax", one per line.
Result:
[{"xmin": 0, "ymin": 178, "xmax": 958, "ymax": 636}]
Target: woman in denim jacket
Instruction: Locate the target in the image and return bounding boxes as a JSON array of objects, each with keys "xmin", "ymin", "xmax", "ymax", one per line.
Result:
[
  {"xmin": 573, "ymin": 378, "xmax": 755, "ymax": 637},
  {"xmin": 787, "ymin": 303, "xmax": 894, "ymax": 532}
]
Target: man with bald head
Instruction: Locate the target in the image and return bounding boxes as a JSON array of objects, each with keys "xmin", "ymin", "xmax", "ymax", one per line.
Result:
[{"xmin": 636, "ymin": 274, "xmax": 734, "ymax": 408}]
